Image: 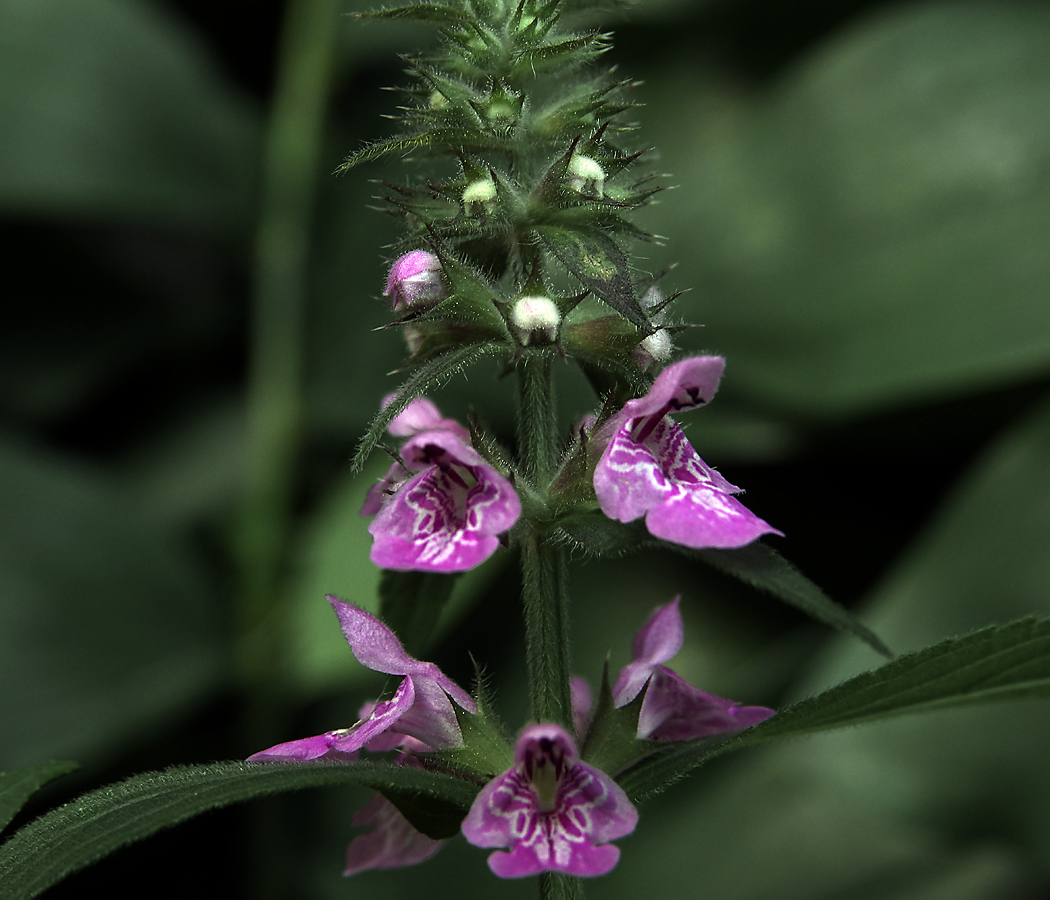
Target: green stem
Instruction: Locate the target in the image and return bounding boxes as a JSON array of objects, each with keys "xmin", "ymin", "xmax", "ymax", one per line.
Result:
[
  {"xmin": 517, "ymin": 355, "xmax": 559, "ymax": 485},
  {"xmin": 541, "ymin": 873, "xmax": 584, "ymax": 900},
  {"xmin": 516, "ymin": 355, "xmax": 580, "ymax": 896},
  {"xmin": 516, "ymin": 355, "xmax": 573, "ymax": 728},
  {"xmin": 521, "ymin": 529, "xmax": 573, "ymax": 726},
  {"xmin": 234, "ymin": 0, "xmax": 341, "ymax": 688}
]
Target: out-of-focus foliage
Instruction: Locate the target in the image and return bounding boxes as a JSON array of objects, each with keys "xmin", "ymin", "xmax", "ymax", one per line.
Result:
[{"xmin": 1, "ymin": 0, "xmax": 1048, "ymax": 896}]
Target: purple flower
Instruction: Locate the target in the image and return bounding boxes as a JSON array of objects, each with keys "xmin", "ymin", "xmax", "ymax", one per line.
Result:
[
  {"xmin": 247, "ymin": 598, "xmax": 476, "ymax": 761},
  {"xmin": 363, "ymin": 398, "xmax": 521, "ymax": 572},
  {"xmin": 384, "ymin": 250, "xmax": 446, "ymax": 312},
  {"xmin": 592, "ymin": 356, "xmax": 781, "ymax": 549},
  {"xmin": 343, "ymin": 785, "xmax": 445, "ymax": 876},
  {"xmin": 614, "ymin": 597, "xmax": 775, "ymax": 741},
  {"xmin": 462, "ymin": 724, "xmax": 638, "ymax": 878}
]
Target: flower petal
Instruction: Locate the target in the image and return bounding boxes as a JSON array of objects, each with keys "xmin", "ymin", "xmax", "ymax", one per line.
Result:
[
  {"xmin": 385, "ymin": 396, "xmax": 468, "ymax": 440},
  {"xmin": 637, "ymin": 666, "xmax": 775, "ymax": 741},
  {"xmin": 594, "ymin": 425, "xmax": 674, "ymax": 524},
  {"xmin": 367, "ymin": 463, "xmax": 519, "ymax": 573},
  {"xmin": 247, "ymin": 678, "xmax": 415, "ymax": 761},
  {"xmin": 344, "ymin": 793, "xmax": 444, "ymax": 876},
  {"xmin": 643, "ymin": 484, "xmax": 780, "ymax": 550},
  {"xmin": 613, "ymin": 597, "xmax": 684, "ymax": 706},
  {"xmin": 329, "ymin": 599, "xmax": 476, "ymax": 713},
  {"xmin": 619, "ymin": 355, "xmax": 725, "ymax": 421},
  {"xmin": 571, "ymin": 676, "xmax": 594, "ymax": 739}
]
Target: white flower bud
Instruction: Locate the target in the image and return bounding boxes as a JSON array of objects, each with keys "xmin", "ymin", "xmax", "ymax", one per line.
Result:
[
  {"xmin": 510, "ymin": 295, "xmax": 561, "ymax": 346},
  {"xmin": 462, "ymin": 176, "xmax": 497, "ymax": 213},
  {"xmin": 566, "ymin": 154, "xmax": 605, "ymax": 198}
]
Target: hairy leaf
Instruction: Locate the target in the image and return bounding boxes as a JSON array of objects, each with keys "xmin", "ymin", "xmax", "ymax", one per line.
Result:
[
  {"xmin": 350, "ymin": 340, "xmax": 505, "ymax": 474},
  {"xmin": 535, "ymin": 226, "xmax": 648, "ymax": 331},
  {"xmin": 690, "ymin": 541, "xmax": 892, "ymax": 657},
  {"xmin": 0, "ymin": 760, "xmax": 477, "ymax": 899},
  {"xmin": 358, "ymin": 3, "xmax": 468, "ymax": 25},
  {"xmin": 339, "ymin": 128, "xmax": 508, "ymax": 171}
]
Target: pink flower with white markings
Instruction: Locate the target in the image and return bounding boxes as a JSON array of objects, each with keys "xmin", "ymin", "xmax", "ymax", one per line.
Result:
[
  {"xmin": 363, "ymin": 397, "xmax": 520, "ymax": 572},
  {"xmin": 247, "ymin": 599, "xmax": 476, "ymax": 761},
  {"xmin": 343, "ymin": 786, "xmax": 444, "ymax": 876},
  {"xmin": 593, "ymin": 356, "xmax": 781, "ymax": 549},
  {"xmin": 614, "ymin": 597, "xmax": 775, "ymax": 741},
  {"xmin": 462, "ymin": 724, "xmax": 638, "ymax": 878}
]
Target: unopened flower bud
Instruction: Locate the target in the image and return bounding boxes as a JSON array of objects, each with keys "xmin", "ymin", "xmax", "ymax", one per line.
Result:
[
  {"xmin": 384, "ymin": 251, "xmax": 446, "ymax": 313},
  {"xmin": 510, "ymin": 295, "xmax": 561, "ymax": 346},
  {"xmin": 566, "ymin": 154, "xmax": 605, "ymax": 198},
  {"xmin": 633, "ymin": 285, "xmax": 674, "ymax": 371},
  {"xmin": 462, "ymin": 176, "xmax": 497, "ymax": 214},
  {"xmin": 634, "ymin": 330, "xmax": 674, "ymax": 370}
]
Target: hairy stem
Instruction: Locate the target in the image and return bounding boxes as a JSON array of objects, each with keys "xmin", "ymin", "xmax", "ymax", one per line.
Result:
[
  {"xmin": 541, "ymin": 873, "xmax": 585, "ymax": 900},
  {"xmin": 517, "ymin": 355, "xmax": 573, "ymax": 728}
]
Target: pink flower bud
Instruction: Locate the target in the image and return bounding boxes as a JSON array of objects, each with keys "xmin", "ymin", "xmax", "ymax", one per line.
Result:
[{"xmin": 384, "ymin": 251, "xmax": 447, "ymax": 313}]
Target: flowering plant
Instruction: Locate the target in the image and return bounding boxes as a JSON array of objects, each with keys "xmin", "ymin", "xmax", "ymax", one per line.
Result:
[{"xmin": 3, "ymin": 1, "xmax": 1050, "ymax": 899}]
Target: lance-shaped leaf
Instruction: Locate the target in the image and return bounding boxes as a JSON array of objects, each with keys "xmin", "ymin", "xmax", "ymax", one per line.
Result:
[
  {"xmin": 338, "ymin": 129, "xmax": 509, "ymax": 172},
  {"xmin": 685, "ymin": 541, "xmax": 892, "ymax": 658},
  {"xmin": 350, "ymin": 340, "xmax": 505, "ymax": 474},
  {"xmin": 534, "ymin": 225, "xmax": 649, "ymax": 331},
  {"xmin": 0, "ymin": 760, "xmax": 478, "ymax": 900},
  {"xmin": 358, "ymin": 3, "xmax": 468, "ymax": 26},
  {"xmin": 510, "ymin": 33, "xmax": 610, "ymax": 77},
  {"xmin": 616, "ymin": 615, "xmax": 1050, "ymax": 801},
  {"xmin": 0, "ymin": 762, "xmax": 78, "ymax": 837}
]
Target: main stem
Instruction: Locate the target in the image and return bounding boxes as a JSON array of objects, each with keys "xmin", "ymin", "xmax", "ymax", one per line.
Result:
[
  {"xmin": 517, "ymin": 356, "xmax": 580, "ymax": 900},
  {"xmin": 516, "ymin": 355, "xmax": 573, "ymax": 726}
]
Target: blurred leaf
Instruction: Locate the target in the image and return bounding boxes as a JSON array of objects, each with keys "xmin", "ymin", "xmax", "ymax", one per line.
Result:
[
  {"xmin": 770, "ymin": 390, "xmax": 1050, "ymax": 867},
  {"xmin": 647, "ymin": 2, "xmax": 1050, "ymax": 412},
  {"xmin": 379, "ymin": 570, "xmax": 459, "ymax": 659},
  {"xmin": 0, "ymin": 762, "xmax": 78, "ymax": 837},
  {"xmin": 0, "ymin": 436, "xmax": 224, "ymax": 767},
  {"xmin": 124, "ymin": 397, "xmax": 245, "ymax": 525},
  {"xmin": 607, "ymin": 758, "xmax": 1032, "ymax": 900},
  {"xmin": 0, "ymin": 0, "xmax": 258, "ymax": 232},
  {"xmin": 0, "ymin": 760, "xmax": 478, "ymax": 900},
  {"xmin": 286, "ymin": 461, "xmax": 385, "ymax": 693}
]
